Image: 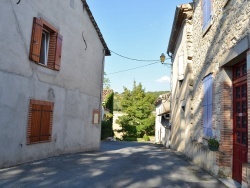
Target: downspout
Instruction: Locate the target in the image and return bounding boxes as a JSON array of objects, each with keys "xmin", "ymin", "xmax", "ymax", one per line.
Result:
[{"xmin": 99, "ymin": 49, "xmax": 106, "ymax": 122}]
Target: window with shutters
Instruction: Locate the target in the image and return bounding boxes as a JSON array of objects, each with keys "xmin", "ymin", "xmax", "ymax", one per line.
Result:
[
  {"xmin": 27, "ymin": 99, "xmax": 54, "ymax": 144},
  {"xmin": 203, "ymin": 74, "xmax": 213, "ymax": 137},
  {"xmin": 202, "ymin": 0, "xmax": 213, "ymax": 34},
  {"xmin": 29, "ymin": 17, "xmax": 63, "ymax": 70}
]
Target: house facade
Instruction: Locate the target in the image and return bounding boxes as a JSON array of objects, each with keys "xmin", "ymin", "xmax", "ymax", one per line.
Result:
[
  {"xmin": 168, "ymin": 0, "xmax": 250, "ymax": 186},
  {"xmin": 0, "ymin": 0, "xmax": 110, "ymax": 168},
  {"xmin": 155, "ymin": 93, "xmax": 171, "ymax": 147}
]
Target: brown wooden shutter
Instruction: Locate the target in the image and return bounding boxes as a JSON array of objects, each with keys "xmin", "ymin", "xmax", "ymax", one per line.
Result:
[
  {"xmin": 27, "ymin": 99, "xmax": 54, "ymax": 144},
  {"xmin": 54, "ymin": 34, "xmax": 63, "ymax": 71},
  {"xmin": 40, "ymin": 104, "xmax": 53, "ymax": 141},
  {"xmin": 47, "ymin": 32, "xmax": 57, "ymax": 69},
  {"xmin": 29, "ymin": 18, "xmax": 43, "ymax": 63},
  {"xmin": 27, "ymin": 101, "xmax": 42, "ymax": 144}
]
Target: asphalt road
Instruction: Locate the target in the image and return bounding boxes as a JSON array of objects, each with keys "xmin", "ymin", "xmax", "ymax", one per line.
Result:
[{"xmin": 0, "ymin": 141, "xmax": 227, "ymax": 188}]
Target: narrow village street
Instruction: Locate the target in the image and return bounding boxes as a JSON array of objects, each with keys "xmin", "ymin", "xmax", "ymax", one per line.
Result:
[{"xmin": 0, "ymin": 141, "xmax": 227, "ymax": 188}]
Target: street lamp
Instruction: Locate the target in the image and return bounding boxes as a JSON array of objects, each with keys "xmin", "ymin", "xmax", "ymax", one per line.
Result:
[{"xmin": 160, "ymin": 53, "xmax": 166, "ymax": 64}]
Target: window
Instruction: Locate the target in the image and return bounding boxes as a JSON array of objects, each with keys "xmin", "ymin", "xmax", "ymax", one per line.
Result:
[
  {"xmin": 27, "ymin": 99, "xmax": 54, "ymax": 144},
  {"xmin": 203, "ymin": 74, "xmax": 213, "ymax": 137},
  {"xmin": 40, "ymin": 30, "xmax": 50, "ymax": 65},
  {"xmin": 178, "ymin": 53, "xmax": 184, "ymax": 81},
  {"xmin": 202, "ymin": 0, "xmax": 212, "ymax": 33},
  {"xmin": 29, "ymin": 17, "xmax": 63, "ymax": 70}
]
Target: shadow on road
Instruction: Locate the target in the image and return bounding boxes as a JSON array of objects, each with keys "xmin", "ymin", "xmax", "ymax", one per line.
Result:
[{"xmin": 0, "ymin": 141, "xmax": 227, "ymax": 188}]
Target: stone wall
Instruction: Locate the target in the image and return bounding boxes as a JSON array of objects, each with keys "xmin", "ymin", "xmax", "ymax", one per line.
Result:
[
  {"xmin": 170, "ymin": 0, "xmax": 250, "ymax": 183},
  {"xmin": 190, "ymin": 0, "xmax": 250, "ymax": 179}
]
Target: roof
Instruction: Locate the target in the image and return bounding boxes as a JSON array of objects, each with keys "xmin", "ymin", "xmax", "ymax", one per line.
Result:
[
  {"xmin": 82, "ymin": 0, "xmax": 111, "ymax": 56},
  {"xmin": 155, "ymin": 93, "xmax": 171, "ymax": 115},
  {"xmin": 154, "ymin": 93, "xmax": 170, "ymax": 106},
  {"xmin": 167, "ymin": 3, "xmax": 193, "ymax": 55},
  {"xmin": 102, "ymin": 89, "xmax": 113, "ymax": 101}
]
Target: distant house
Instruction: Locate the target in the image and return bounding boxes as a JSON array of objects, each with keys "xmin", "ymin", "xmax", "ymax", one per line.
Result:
[
  {"xmin": 155, "ymin": 93, "xmax": 171, "ymax": 147},
  {"xmin": 0, "ymin": 0, "xmax": 110, "ymax": 168},
  {"xmin": 168, "ymin": 1, "xmax": 250, "ymax": 186}
]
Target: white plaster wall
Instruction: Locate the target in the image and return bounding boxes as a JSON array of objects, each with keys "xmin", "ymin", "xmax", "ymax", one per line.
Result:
[
  {"xmin": 170, "ymin": 24, "xmax": 187, "ymax": 152},
  {"xmin": 0, "ymin": 0, "xmax": 106, "ymax": 167},
  {"xmin": 155, "ymin": 104, "xmax": 162, "ymax": 143}
]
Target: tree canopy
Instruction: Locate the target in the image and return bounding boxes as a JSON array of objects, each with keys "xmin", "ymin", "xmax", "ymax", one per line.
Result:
[{"xmin": 117, "ymin": 81, "xmax": 156, "ymax": 138}]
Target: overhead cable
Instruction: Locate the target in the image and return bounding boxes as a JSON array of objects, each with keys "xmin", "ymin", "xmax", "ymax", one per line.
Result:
[
  {"xmin": 110, "ymin": 50, "xmax": 170, "ymax": 62},
  {"xmin": 107, "ymin": 62, "xmax": 170, "ymax": 75}
]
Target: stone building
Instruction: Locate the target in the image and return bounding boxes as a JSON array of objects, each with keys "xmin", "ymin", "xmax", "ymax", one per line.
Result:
[
  {"xmin": 0, "ymin": 0, "xmax": 110, "ymax": 168},
  {"xmin": 168, "ymin": 0, "xmax": 250, "ymax": 186}
]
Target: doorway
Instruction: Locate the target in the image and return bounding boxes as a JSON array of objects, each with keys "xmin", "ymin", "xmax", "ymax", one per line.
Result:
[{"xmin": 232, "ymin": 61, "xmax": 247, "ymax": 183}]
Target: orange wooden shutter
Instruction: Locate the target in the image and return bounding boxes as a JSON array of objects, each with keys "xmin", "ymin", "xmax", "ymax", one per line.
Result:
[
  {"xmin": 27, "ymin": 101, "xmax": 42, "ymax": 143},
  {"xmin": 27, "ymin": 100, "xmax": 54, "ymax": 144},
  {"xmin": 40, "ymin": 104, "xmax": 53, "ymax": 141},
  {"xmin": 54, "ymin": 34, "xmax": 63, "ymax": 70},
  {"xmin": 29, "ymin": 18, "xmax": 43, "ymax": 63},
  {"xmin": 47, "ymin": 32, "xmax": 57, "ymax": 69}
]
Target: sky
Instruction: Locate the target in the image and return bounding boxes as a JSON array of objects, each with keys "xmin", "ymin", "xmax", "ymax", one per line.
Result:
[{"xmin": 87, "ymin": 0, "xmax": 190, "ymax": 93}]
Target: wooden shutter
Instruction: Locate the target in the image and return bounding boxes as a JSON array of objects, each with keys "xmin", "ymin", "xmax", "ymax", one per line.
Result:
[
  {"xmin": 203, "ymin": 75, "xmax": 213, "ymax": 137},
  {"xmin": 54, "ymin": 34, "xmax": 63, "ymax": 71},
  {"xmin": 207, "ymin": 75, "xmax": 213, "ymax": 136},
  {"xmin": 203, "ymin": 77, "xmax": 208, "ymax": 136},
  {"xmin": 29, "ymin": 18, "xmax": 43, "ymax": 63},
  {"xmin": 47, "ymin": 32, "xmax": 57, "ymax": 69},
  {"xmin": 28, "ymin": 103, "xmax": 42, "ymax": 143},
  {"xmin": 40, "ymin": 104, "xmax": 53, "ymax": 141},
  {"xmin": 202, "ymin": 0, "xmax": 212, "ymax": 31},
  {"xmin": 27, "ymin": 99, "xmax": 54, "ymax": 144}
]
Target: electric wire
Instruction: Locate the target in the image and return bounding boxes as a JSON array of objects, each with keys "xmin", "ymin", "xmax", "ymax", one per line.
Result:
[
  {"xmin": 107, "ymin": 61, "xmax": 170, "ymax": 75},
  {"xmin": 110, "ymin": 50, "xmax": 171, "ymax": 62}
]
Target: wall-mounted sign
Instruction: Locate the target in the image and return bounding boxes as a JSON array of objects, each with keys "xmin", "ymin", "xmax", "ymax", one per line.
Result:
[{"xmin": 92, "ymin": 109, "xmax": 100, "ymax": 124}]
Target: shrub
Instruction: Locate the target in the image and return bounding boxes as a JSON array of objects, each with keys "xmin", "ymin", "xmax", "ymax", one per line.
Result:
[
  {"xmin": 143, "ymin": 134, "xmax": 150, "ymax": 141},
  {"xmin": 208, "ymin": 138, "xmax": 219, "ymax": 147},
  {"xmin": 123, "ymin": 137, "xmax": 137, "ymax": 141}
]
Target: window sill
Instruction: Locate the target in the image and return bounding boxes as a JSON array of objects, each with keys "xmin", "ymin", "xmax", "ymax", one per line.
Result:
[
  {"xmin": 202, "ymin": 16, "xmax": 213, "ymax": 36},
  {"xmin": 31, "ymin": 62, "xmax": 58, "ymax": 76},
  {"xmin": 27, "ymin": 140, "xmax": 51, "ymax": 145}
]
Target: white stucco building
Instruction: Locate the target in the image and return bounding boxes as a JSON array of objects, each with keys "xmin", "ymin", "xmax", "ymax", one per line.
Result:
[
  {"xmin": 155, "ymin": 93, "xmax": 171, "ymax": 147},
  {"xmin": 0, "ymin": 0, "xmax": 110, "ymax": 168}
]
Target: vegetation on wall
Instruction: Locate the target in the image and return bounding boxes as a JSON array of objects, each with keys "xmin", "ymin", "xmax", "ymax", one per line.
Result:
[{"xmin": 101, "ymin": 91, "xmax": 114, "ymax": 140}]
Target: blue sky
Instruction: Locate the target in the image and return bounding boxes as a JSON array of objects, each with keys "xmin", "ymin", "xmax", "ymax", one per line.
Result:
[{"xmin": 87, "ymin": 0, "xmax": 190, "ymax": 93}]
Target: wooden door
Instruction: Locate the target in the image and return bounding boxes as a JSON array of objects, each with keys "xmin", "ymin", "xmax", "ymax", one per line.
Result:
[{"xmin": 233, "ymin": 62, "xmax": 247, "ymax": 183}]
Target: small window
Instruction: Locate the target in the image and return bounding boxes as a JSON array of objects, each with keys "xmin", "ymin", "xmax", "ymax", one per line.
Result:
[
  {"xmin": 203, "ymin": 74, "xmax": 213, "ymax": 137},
  {"xmin": 29, "ymin": 17, "xmax": 63, "ymax": 70},
  {"xmin": 27, "ymin": 99, "xmax": 54, "ymax": 144},
  {"xmin": 202, "ymin": 0, "xmax": 213, "ymax": 34},
  {"xmin": 40, "ymin": 30, "xmax": 50, "ymax": 65}
]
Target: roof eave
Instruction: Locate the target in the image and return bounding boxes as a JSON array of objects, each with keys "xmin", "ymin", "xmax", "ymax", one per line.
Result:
[
  {"xmin": 167, "ymin": 3, "xmax": 193, "ymax": 55},
  {"xmin": 82, "ymin": 0, "xmax": 111, "ymax": 56}
]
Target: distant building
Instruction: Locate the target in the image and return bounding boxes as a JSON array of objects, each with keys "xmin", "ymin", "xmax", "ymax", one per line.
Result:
[
  {"xmin": 0, "ymin": 0, "xmax": 110, "ymax": 168},
  {"xmin": 155, "ymin": 93, "xmax": 170, "ymax": 147}
]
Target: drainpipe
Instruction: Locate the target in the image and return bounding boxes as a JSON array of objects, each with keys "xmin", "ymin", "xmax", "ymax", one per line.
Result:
[{"xmin": 100, "ymin": 49, "xmax": 106, "ymax": 120}]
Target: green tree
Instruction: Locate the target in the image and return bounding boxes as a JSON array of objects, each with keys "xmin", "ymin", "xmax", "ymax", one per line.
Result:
[
  {"xmin": 117, "ymin": 81, "xmax": 155, "ymax": 138},
  {"xmin": 103, "ymin": 72, "xmax": 110, "ymax": 89},
  {"xmin": 101, "ymin": 91, "xmax": 114, "ymax": 140}
]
